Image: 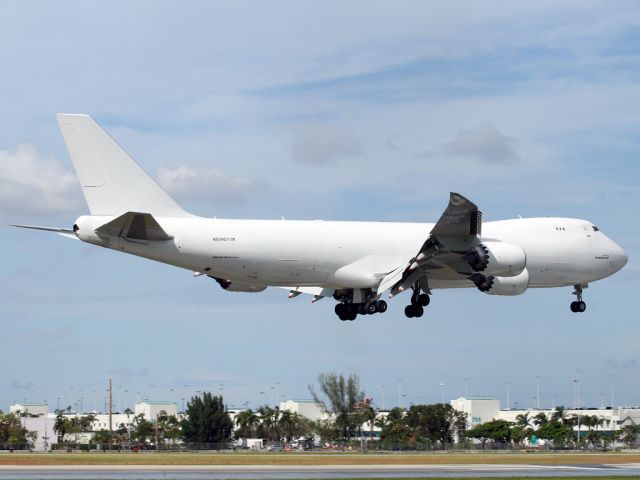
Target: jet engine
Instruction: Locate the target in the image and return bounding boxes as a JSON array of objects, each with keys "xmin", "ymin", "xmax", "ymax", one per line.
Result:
[
  {"xmin": 462, "ymin": 241, "xmax": 526, "ymax": 277},
  {"xmin": 211, "ymin": 276, "xmax": 267, "ymax": 293},
  {"xmin": 469, "ymin": 268, "xmax": 529, "ymax": 296}
]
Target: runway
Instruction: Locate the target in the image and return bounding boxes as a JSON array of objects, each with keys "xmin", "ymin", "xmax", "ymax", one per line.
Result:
[{"xmin": 1, "ymin": 463, "xmax": 640, "ymax": 479}]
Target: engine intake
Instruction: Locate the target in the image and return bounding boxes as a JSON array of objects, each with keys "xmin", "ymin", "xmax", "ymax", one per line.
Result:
[
  {"xmin": 469, "ymin": 269, "xmax": 529, "ymax": 296},
  {"xmin": 463, "ymin": 241, "xmax": 526, "ymax": 277}
]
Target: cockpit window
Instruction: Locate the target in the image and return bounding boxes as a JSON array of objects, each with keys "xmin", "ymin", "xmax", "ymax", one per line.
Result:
[{"xmin": 592, "ymin": 226, "xmax": 599, "ymax": 232}]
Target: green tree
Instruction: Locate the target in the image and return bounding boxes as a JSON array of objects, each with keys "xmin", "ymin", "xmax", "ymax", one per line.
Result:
[
  {"xmin": 257, "ymin": 405, "xmax": 280, "ymax": 441},
  {"xmin": 234, "ymin": 409, "xmax": 260, "ymax": 439},
  {"xmin": 465, "ymin": 419, "xmax": 512, "ymax": 447},
  {"xmin": 0, "ymin": 411, "xmax": 36, "ymax": 448},
  {"xmin": 360, "ymin": 405, "xmax": 377, "ymax": 441},
  {"xmin": 380, "ymin": 407, "xmax": 411, "ymax": 443},
  {"xmin": 309, "ymin": 373, "xmax": 364, "ymax": 441},
  {"xmin": 278, "ymin": 410, "xmax": 311, "ymax": 443},
  {"xmin": 312, "ymin": 418, "xmax": 341, "ymax": 442},
  {"xmin": 619, "ymin": 423, "xmax": 640, "ymax": 448},
  {"xmin": 181, "ymin": 392, "xmax": 232, "ymax": 445},
  {"xmin": 533, "ymin": 411, "xmax": 549, "ymax": 427},
  {"xmin": 131, "ymin": 413, "xmax": 154, "ymax": 445},
  {"xmin": 53, "ymin": 410, "xmax": 71, "ymax": 443},
  {"xmin": 405, "ymin": 403, "xmax": 466, "ymax": 447},
  {"xmin": 536, "ymin": 419, "xmax": 574, "ymax": 448}
]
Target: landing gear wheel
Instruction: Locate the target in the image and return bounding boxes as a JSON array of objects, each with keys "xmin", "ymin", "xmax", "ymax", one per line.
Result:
[
  {"xmin": 570, "ymin": 285, "xmax": 587, "ymax": 313},
  {"xmin": 347, "ymin": 307, "xmax": 357, "ymax": 321},
  {"xmin": 418, "ymin": 293, "xmax": 430, "ymax": 306},
  {"xmin": 364, "ymin": 302, "xmax": 377, "ymax": 315},
  {"xmin": 413, "ymin": 305, "xmax": 424, "ymax": 317},
  {"xmin": 376, "ymin": 300, "xmax": 388, "ymax": 313},
  {"xmin": 404, "ymin": 305, "xmax": 415, "ymax": 318}
]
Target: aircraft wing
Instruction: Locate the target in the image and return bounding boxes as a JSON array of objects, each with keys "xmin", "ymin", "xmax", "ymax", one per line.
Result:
[{"xmin": 377, "ymin": 192, "xmax": 482, "ymax": 296}]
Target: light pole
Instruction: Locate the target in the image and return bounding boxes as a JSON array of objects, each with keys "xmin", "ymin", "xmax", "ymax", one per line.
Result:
[
  {"xmin": 506, "ymin": 382, "xmax": 512, "ymax": 411},
  {"xmin": 397, "ymin": 380, "xmax": 403, "ymax": 409},
  {"xmin": 610, "ymin": 374, "xmax": 615, "ymax": 409},
  {"xmin": 439, "ymin": 383, "xmax": 446, "ymax": 404},
  {"xmin": 573, "ymin": 379, "xmax": 581, "ymax": 446}
]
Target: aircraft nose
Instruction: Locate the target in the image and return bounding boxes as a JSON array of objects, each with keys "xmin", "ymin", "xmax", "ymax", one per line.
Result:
[{"xmin": 610, "ymin": 242, "xmax": 628, "ymax": 273}]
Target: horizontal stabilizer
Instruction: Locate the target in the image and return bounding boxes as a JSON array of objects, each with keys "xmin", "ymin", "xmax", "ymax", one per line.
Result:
[
  {"xmin": 96, "ymin": 212, "xmax": 172, "ymax": 241},
  {"xmin": 10, "ymin": 224, "xmax": 78, "ymax": 240}
]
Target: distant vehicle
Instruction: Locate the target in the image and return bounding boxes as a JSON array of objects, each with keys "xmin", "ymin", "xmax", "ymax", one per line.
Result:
[
  {"xmin": 267, "ymin": 444, "xmax": 284, "ymax": 452},
  {"xmin": 14, "ymin": 114, "xmax": 628, "ymax": 319}
]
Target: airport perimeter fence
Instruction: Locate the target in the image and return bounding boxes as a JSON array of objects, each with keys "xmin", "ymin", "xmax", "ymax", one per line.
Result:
[{"xmin": 0, "ymin": 442, "xmax": 31, "ymax": 451}]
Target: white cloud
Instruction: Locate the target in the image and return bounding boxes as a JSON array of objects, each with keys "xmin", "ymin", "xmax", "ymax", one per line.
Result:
[
  {"xmin": 437, "ymin": 122, "xmax": 520, "ymax": 164},
  {"xmin": 0, "ymin": 144, "xmax": 82, "ymax": 217},
  {"xmin": 156, "ymin": 165, "xmax": 268, "ymax": 205},
  {"xmin": 290, "ymin": 123, "xmax": 363, "ymax": 165}
]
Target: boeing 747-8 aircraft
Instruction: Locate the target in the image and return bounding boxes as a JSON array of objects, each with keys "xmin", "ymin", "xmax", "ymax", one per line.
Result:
[{"xmin": 14, "ymin": 114, "xmax": 628, "ymax": 320}]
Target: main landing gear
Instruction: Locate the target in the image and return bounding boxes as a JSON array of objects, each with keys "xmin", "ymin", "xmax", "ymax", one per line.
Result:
[
  {"xmin": 335, "ymin": 300, "xmax": 388, "ymax": 321},
  {"xmin": 570, "ymin": 284, "xmax": 587, "ymax": 313},
  {"xmin": 405, "ymin": 287, "xmax": 430, "ymax": 318}
]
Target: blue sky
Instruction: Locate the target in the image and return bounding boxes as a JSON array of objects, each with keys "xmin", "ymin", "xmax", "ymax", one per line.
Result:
[{"xmin": 1, "ymin": 1, "xmax": 639, "ymax": 413}]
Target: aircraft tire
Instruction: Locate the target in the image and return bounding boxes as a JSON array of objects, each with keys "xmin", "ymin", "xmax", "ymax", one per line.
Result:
[
  {"xmin": 577, "ymin": 301, "xmax": 586, "ymax": 313},
  {"xmin": 418, "ymin": 293, "xmax": 430, "ymax": 306},
  {"xmin": 404, "ymin": 305, "xmax": 415, "ymax": 318},
  {"xmin": 570, "ymin": 301, "xmax": 578, "ymax": 312},
  {"xmin": 376, "ymin": 300, "xmax": 387, "ymax": 313},
  {"xmin": 413, "ymin": 305, "xmax": 424, "ymax": 317},
  {"xmin": 365, "ymin": 302, "xmax": 377, "ymax": 314}
]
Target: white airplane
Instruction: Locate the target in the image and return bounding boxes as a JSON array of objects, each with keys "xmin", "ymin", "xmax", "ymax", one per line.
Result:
[{"xmin": 14, "ymin": 114, "xmax": 628, "ymax": 320}]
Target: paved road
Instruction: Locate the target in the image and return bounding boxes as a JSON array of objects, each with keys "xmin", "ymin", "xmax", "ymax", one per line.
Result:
[{"xmin": 1, "ymin": 463, "xmax": 640, "ymax": 479}]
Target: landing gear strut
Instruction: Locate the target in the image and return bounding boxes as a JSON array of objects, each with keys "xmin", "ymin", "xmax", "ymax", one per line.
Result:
[
  {"xmin": 405, "ymin": 285, "xmax": 430, "ymax": 318},
  {"xmin": 570, "ymin": 284, "xmax": 587, "ymax": 313}
]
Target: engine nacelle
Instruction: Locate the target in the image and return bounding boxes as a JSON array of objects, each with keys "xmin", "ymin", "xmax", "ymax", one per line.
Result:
[
  {"xmin": 211, "ymin": 276, "xmax": 267, "ymax": 293},
  {"xmin": 463, "ymin": 241, "xmax": 526, "ymax": 277},
  {"xmin": 469, "ymin": 268, "xmax": 529, "ymax": 296}
]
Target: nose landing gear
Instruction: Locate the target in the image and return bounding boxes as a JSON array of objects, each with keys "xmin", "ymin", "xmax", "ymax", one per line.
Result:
[{"xmin": 570, "ymin": 284, "xmax": 587, "ymax": 313}]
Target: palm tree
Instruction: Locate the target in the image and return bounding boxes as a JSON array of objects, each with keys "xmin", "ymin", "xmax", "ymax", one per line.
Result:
[
  {"xmin": 551, "ymin": 406, "xmax": 572, "ymax": 426},
  {"xmin": 515, "ymin": 413, "xmax": 531, "ymax": 429},
  {"xmin": 533, "ymin": 412, "xmax": 548, "ymax": 427},
  {"xmin": 258, "ymin": 406, "xmax": 280, "ymax": 441},
  {"xmin": 360, "ymin": 406, "xmax": 377, "ymax": 442},
  {"xmin": 235, "ymin": 409, "xmax": 260, "ymax": 439},
  {"xmin": 278, "ymin": 410, "xmax": 310, "ymax": 443}
]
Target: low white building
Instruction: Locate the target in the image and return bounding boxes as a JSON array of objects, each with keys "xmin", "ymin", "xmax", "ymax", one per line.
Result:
[
  {"xmin": 450, "ymin": 396, "xmax": 501, "ymax": 430},
  {"xmin": 279, "ymin": 399, "xmax": 326, "ymax": 421},
  {"xmin": 134, "ymin": 401, "xmax": 177, "ymax": 419},
  {"xmin": 9, "ymin": 403, "xmax": 49, "ymax": 417}
]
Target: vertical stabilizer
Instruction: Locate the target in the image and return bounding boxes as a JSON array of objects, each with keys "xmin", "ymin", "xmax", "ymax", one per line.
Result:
[{"xmin": 56, "ymin": 114, "xmax": 188, "ymax": 217}]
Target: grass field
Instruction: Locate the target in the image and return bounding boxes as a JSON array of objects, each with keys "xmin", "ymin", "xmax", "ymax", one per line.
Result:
[{"xmin": 0, "ymin": 451, "xmax": 639, "ymax": 466}]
